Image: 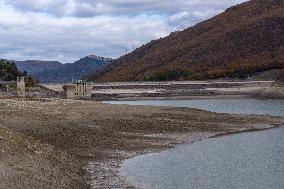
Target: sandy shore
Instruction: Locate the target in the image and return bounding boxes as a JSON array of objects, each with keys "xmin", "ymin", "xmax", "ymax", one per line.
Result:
[{"xmin": 0, "ymin": 97, "xmax": 284, "ymax": 188}]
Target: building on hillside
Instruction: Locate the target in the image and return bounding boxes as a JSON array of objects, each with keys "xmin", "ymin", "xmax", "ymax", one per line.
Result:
[
  {"xmin": 63, "ymin": 80, "xmax": 91, "ymax": 99},
  {"xmin": 17, "ymin": 76, "xmax": 25, "ymax": 97}
]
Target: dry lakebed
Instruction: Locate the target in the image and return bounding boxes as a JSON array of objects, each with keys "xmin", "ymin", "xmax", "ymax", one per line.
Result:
[{"xmin": 0, "ymin": 97, "xmax": 283, "ymax": 188}]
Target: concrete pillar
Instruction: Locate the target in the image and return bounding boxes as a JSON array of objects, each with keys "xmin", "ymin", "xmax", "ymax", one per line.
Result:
[{"xmin": 17, "ymin": 76, "xmax": 25, "ymax": 97}]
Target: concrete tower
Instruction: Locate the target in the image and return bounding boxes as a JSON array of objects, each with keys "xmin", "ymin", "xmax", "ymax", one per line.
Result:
[{"xmin": 17, "ymin": 76, "xmax": 25, "ymax": 97}]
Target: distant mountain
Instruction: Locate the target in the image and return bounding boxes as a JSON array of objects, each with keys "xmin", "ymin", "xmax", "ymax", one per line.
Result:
[
  {"xmin": 15, "ymin": 60, "xmax": 62, "ymax": 75},
  {"xmin": 87, "ymin": 0, "xmax": 284, "ymax": 82},
  {"xmin": 16, "ymin": 55, "xmax": 112, "ymax": 83}
]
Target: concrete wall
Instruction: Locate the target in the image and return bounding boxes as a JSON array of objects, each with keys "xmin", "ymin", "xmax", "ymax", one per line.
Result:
[{"xmin": 63, "ymin": 81, "xmax": 91, "ymax": 99}]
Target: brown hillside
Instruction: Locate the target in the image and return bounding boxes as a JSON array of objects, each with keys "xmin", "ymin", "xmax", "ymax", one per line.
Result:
[
  {"xmin": 88, "ymin": 0, "xmax": 284, "ymax": 82},
  {"xmin": 276, "ymin": 69, "xmax": 284, "ymax": 84}
]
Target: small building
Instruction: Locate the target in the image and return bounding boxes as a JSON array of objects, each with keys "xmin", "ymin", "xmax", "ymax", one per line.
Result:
[
  {"xmin": 17, "ymin": 76, "xmax": 25, "ymax": 97},
  {"xmin": 63, "ymin": 80, "xmax": 91, "ymax": 99}
]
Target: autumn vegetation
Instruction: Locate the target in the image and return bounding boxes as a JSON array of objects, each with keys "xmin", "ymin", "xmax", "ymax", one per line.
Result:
[{"xmin": 88, "ymin": 0, "xmax": 284, "ymax": 82}]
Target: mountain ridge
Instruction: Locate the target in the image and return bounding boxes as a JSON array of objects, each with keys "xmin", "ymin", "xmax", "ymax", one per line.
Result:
[
  {"xmin": 16, "ymin": 55, "xmax": 112, "ymax": 83},
  {"xmin": 87, "ymin": 0, "xmax": 284, "ymax": 82}
]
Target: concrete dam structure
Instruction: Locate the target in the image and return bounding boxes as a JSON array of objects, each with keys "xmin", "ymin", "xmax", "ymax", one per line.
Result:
[{"xmin": 63, "ymin": 80, "xmax": 91, "ymax": 99}]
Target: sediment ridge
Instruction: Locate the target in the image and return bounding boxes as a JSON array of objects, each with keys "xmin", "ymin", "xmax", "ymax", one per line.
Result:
[{"xmin": 0, "ymin": 97, "xmax": 283, "ymax": 188}]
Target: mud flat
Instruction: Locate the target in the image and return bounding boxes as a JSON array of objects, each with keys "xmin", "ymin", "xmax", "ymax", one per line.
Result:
[
  {"xmin": 41, "ymin": 80, "xmax": 280, "ymax": 100},
  {"xmin": 91, "ymin": 80, "xmax": 275, "ymax": 100},
  {"xmin": 254, "ymin": 87, "xmax": 284, "ymax": 99},
  {"xmin": 0, "ymin": 97, "xmax": 284, "ymax": 188}
]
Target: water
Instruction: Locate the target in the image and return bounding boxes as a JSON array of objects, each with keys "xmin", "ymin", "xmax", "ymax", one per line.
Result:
[
  {"xmin": 120, "ymin": 127, "xmax": 284, "ymax": 189},
  {"xmin": 103, "ymin": 99, "xmax": 284, "ymax": 188},
  {"xmin": 104, "ymin": 99, "xmax": 284, "ymax": 117}
]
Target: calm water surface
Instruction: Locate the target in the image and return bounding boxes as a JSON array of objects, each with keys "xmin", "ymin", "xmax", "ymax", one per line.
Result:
[
  {"xmin": 120, "ymin": 127, "xmax": 284, "ymax": 189},
  {"xmin": 104, "ymin": 99, "xmax": 284, "ymax": 117},
  {"xmin": 103, "ymin": 99, "xmax": 284, "ymax": 188}
]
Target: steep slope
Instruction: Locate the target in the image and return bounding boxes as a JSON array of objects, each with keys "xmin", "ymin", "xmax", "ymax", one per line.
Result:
[
  {"xmin": 88, "ymin": 0, "xmax": 284, "ymax": 82},
  {"xmin": 276, "ymin": 69, "xmax": 284, "ymax": 85},
  {"xmin": 16, "ymin": 55, "xmax": 112, "ymax": 83}
]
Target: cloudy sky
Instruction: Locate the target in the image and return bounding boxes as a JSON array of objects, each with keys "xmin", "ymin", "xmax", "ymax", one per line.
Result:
[{"xmin": 0, "ymin": 0, "xmax": 247, "ymax": 63}]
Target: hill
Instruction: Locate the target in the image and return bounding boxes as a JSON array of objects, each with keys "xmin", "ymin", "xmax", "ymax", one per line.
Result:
[
  {"xmin": 87, "ymin": 0, "xmax": 284, "ymax": 82},
  {"xmin": 16, "ymin": 55, "xmax": 112, "ymax": 83},
  {"xmin": 15, "ymin": 60, "xmax": 62, "ymax": 75},
  {"xmin": 276, "ymin": 69, "xmax": 284, "ymax": 85}
]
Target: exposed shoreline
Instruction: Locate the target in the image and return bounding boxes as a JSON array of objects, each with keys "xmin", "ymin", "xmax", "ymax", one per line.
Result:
[
  {"xmin": 41, "ymin": 80, "xmax": 283, "ymax": 101},
  {"xmin": 118, "ymin": 124, "xmax": 284, "ymax": 189},
  {"xmin": 103, "ymin": 94, "xmax": 251, "ymax": 101},
  {"xmin": 104, "ymin": 123, "xmax": 283, "ymax": 188},
  {"xmin": 1, "ymin": 97, "xmax": 284, "ymax": 188},
  {"xmin": 38, "ymin": 79, "xmax": 284, "ymax": 101}
]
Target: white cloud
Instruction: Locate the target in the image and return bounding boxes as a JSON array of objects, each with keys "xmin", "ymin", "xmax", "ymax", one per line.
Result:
[
  {"xmin": 0, "ymin": 0, "xmax": 248, "ymax": 62},
  {"xmin": 3, "ymin": 0, "xmax": 248, "ymax": 17}
]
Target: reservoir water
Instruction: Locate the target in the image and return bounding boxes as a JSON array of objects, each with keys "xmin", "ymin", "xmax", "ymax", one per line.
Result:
[
  {"xmin": 120, "ymin": 127, "xmax": 284, "ymax": 189},
  {"xmin": 103, "ymin": 99, "xmax": 284, "ymax": 189},
  {"xmin": 104, "ymin": 98, "xmax": 284, "ymax": 117}
]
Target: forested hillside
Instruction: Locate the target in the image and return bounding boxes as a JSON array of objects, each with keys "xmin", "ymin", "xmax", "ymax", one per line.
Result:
[{"xmin": 88, "ymin": 0, "xmax": 284, "ymax": 82}]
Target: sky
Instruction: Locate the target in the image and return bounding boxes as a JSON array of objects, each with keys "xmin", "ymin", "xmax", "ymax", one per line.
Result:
[{"xmin": 0, "ymin": 0, "xmax": 248, "ymax": 63}]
